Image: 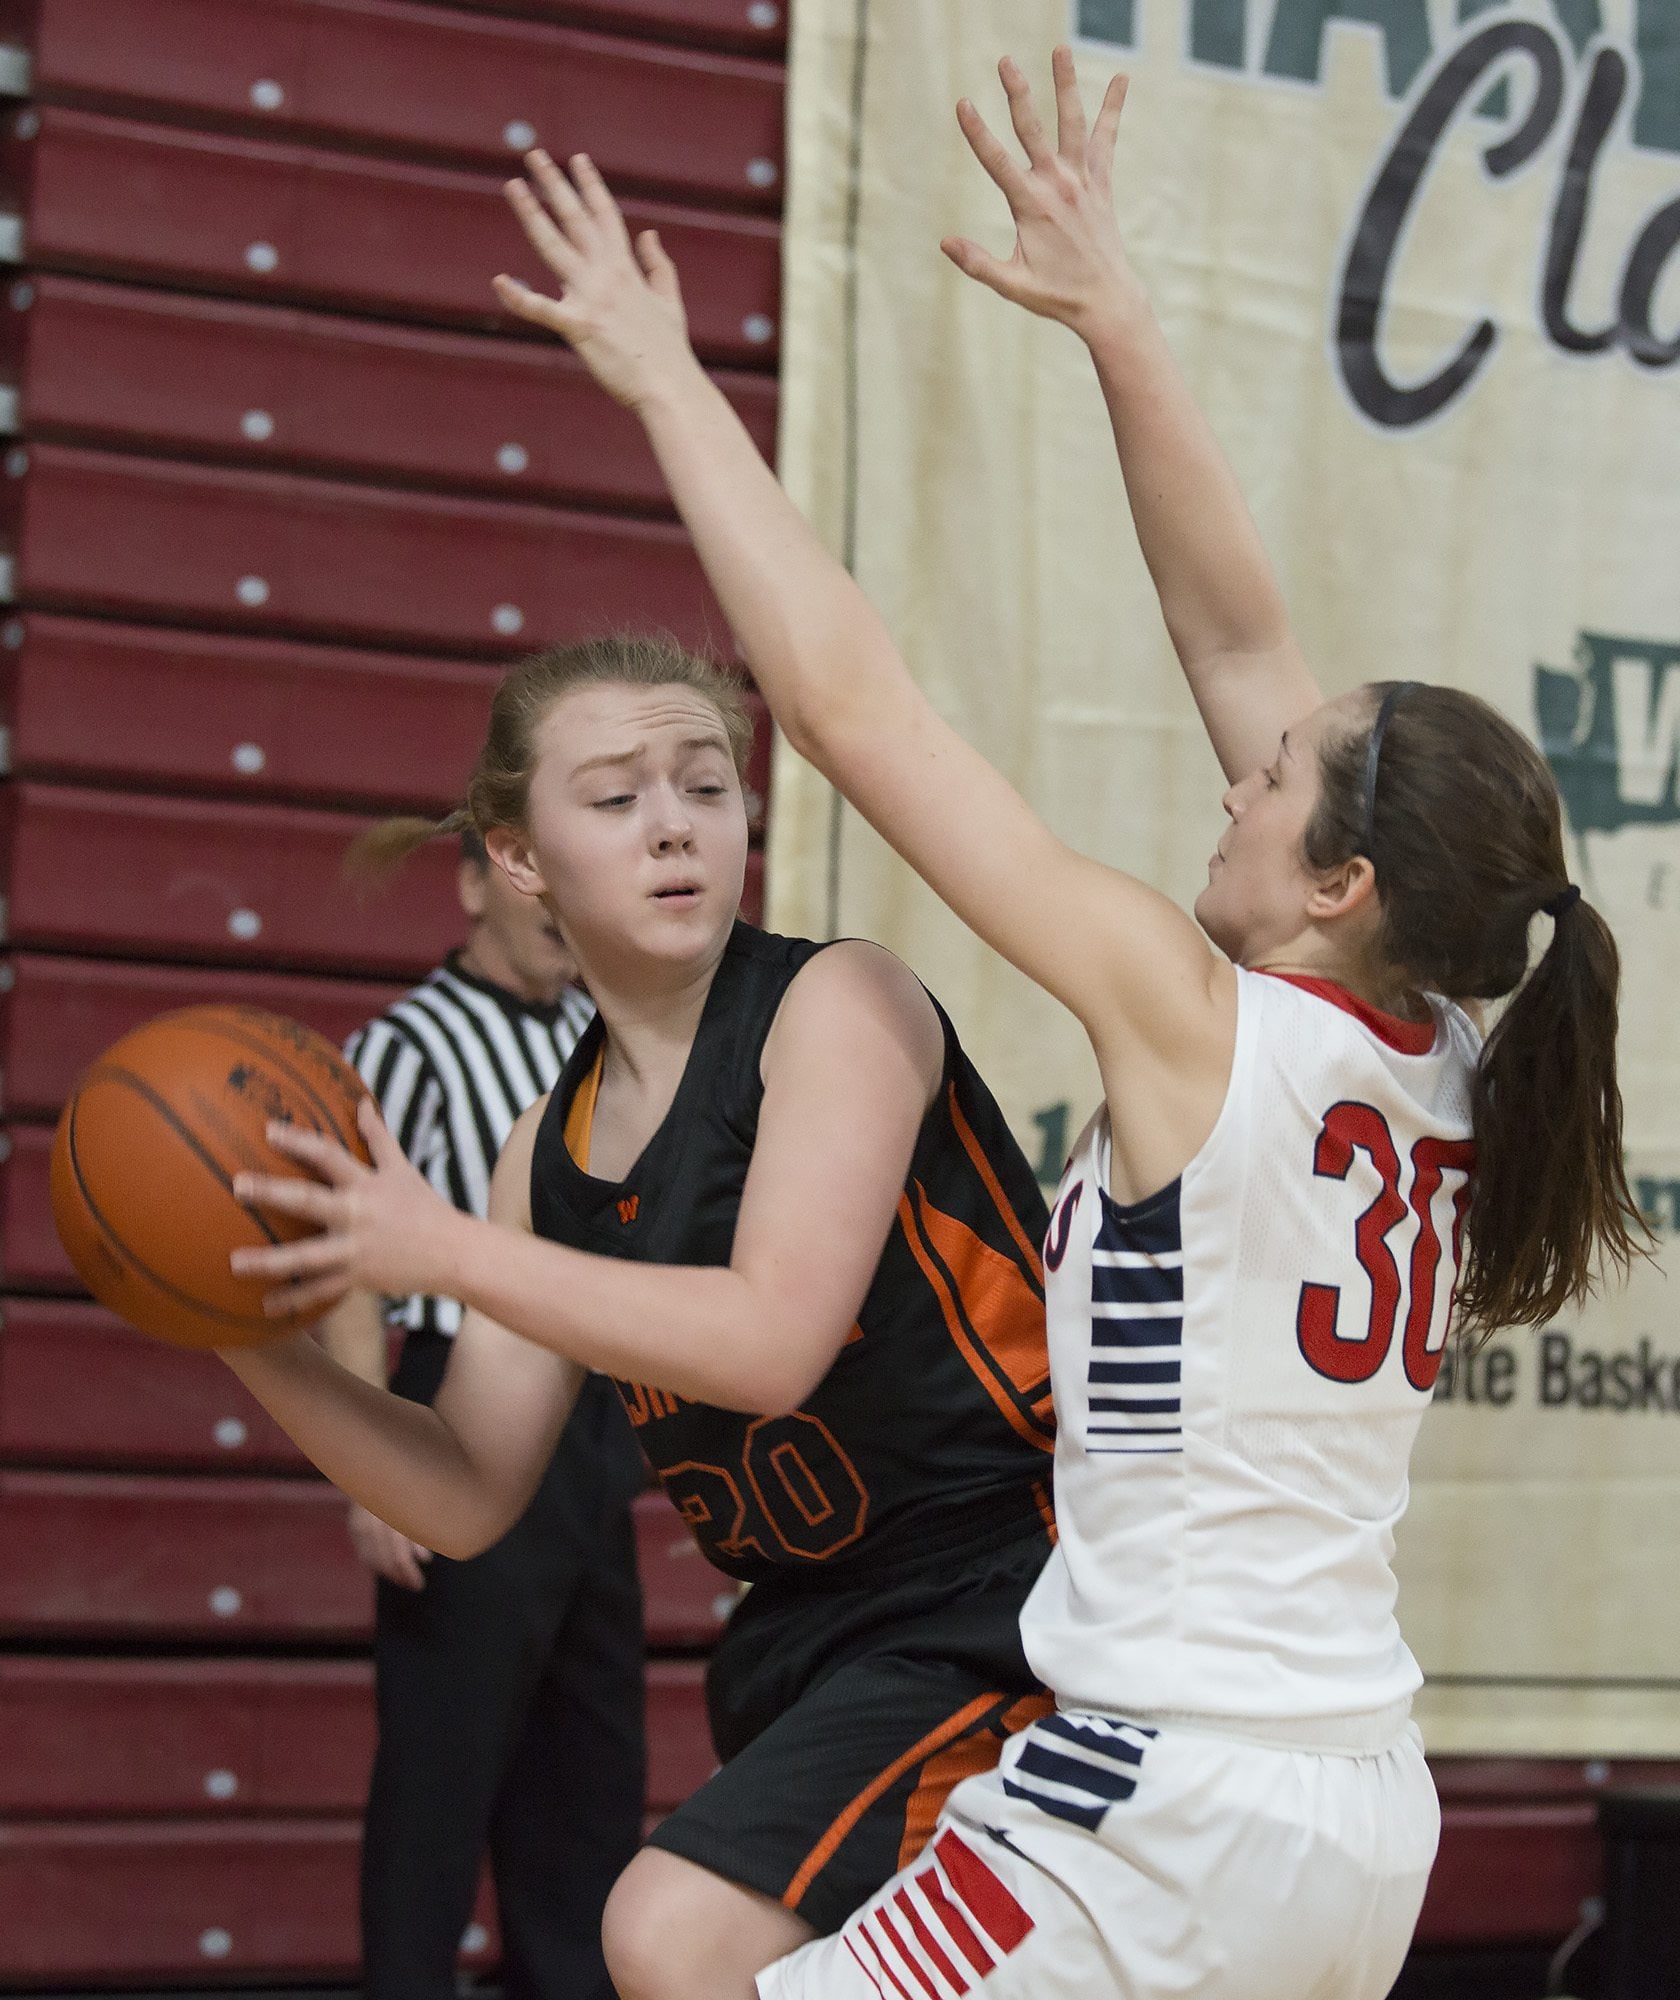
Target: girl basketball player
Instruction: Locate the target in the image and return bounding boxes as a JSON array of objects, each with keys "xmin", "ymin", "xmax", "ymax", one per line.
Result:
[
  {"xmin": 221, "ymin": 635, "xmax": 1060, "ymax": 2000},
  {"xmin": 447, "ymin": 48, "xmax": 1647, "ymax": 2000}
]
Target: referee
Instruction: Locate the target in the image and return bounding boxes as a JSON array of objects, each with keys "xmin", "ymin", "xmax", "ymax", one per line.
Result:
[{"xmin": 319, "ymin": 829, "xmax": 646, "ymax": 2000}]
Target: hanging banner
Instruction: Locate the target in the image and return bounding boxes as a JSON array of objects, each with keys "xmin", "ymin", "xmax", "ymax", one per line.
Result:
[{"xmin": 772, "ymin": 0, "xmax": 1680, "ymax": 1752}]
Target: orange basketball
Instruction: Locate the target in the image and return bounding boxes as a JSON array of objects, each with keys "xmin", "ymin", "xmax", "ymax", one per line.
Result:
[{"xmin": 50, "ymin": 1005, "xmax": 372, "ymax": 1350}]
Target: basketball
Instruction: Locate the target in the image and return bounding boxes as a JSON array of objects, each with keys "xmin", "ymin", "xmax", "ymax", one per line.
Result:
[{"xmin": 50, "ymin": 1005, "xmax": 372, "ymax": 1351}]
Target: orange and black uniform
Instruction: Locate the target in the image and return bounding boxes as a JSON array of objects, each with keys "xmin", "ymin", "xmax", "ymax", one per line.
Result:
[{"xmin": 529, "ymin": 923, "xmax": 1056, "ymax": 1933}]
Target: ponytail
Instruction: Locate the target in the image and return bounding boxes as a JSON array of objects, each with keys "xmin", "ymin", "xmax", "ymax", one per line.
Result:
[
  {"xmin": 342, "ymin": 808, "xmax": 472, "ymax": 891},
  {"xmin": 1456, "ymin": 892, "xmax": 1648, "ymax": 1336}
]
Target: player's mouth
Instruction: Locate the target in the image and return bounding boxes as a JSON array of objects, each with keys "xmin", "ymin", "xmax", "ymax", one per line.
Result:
[{"xmin": 651, "ymin": 880, "xmax": 703, "ymax": 907}]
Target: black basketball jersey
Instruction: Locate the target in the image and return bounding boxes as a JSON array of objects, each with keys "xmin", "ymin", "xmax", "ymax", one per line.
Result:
[{"xmin": 529, "ymin": 923, "xmax": 1055, "ymax": 1584}]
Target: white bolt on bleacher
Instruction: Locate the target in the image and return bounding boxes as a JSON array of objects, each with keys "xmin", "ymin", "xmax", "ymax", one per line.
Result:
[
  {"xmin": 1584, "ymin": 1759, "xmax": 1610, "ymax": 1785},
  {"xmin": 746, "ymin": 159, "xmax": 778, "ymax": 189},
  {"xmin": 742, "ymin": 314, "xmax": 774, "ymax": 345},
  {"xmin": 0, "ymin": 958, "xmax": 13, "ymax": 989},
  {"xmin": 3, "ymin": 446, "xmax": 23, "ymax": 477},
  {"xmin": 198, "ymin": 1929, "xmax": 234, "ymax": 1960},
  {"xmin": 241, "ymin": 408, "xmax": 275, "ymax": 442},
  {"xmin": 231, "ymin": 742, "xmax": 267, "ymax": 775},
  {"xmin": 711, "ymin": 1591, "xmax": 740, "ymax": 1623},
  {"xmin": 227, "ymin": 909, "xmax": 263, "ymax": 941},
  {"xmin": 0, "ymin": 46, "xmax": 33, "ymax": 97},
  {"xmin": 0, "ymin": 216, "xmax": 23, "ymax": 265},
  {"xmin": 244, "ymin": 241, "xmax": 279, "ymax": 274},
  {"xmin": 0, "ymin": 1134, "xmax": 12, "ymax": 1165},
  {"xmin": 12, "ymin": 109, "xmax": 37, "ymax": 141},
  {"xmin": 0, "ymin": 385, "xmax": 18, "ymax": 434},
  {"xmin": 491, "ymin": 603, "xmax": 525, "ymax": 636},
  {"xmin": 208, "ymin": 1585, "xmax": 243, "ymax": 1617},
  {"xmin": 461, "ymin": 1925, "xmax": 490, "ymax": 1955},
  {"xmin": 250, "ymin": 79, "xmax": 285, "ymax": 112},
  {"xmin": 7, "ymin": 281, "xmax": 30, "ymax": 310},
  {"xmin": 213, "ymin": 1417, "xmax": 249, "ymax": 1449},
  {"xmin": 1, "ymin": 620, "xmax": 19, "ymax": 648},
  {"xmin": 748, "ymin": 2, "xmax": 780, "ymax": 27},
  {"xmin": 203, "ymin": 1769, "xmax": 239, "ymax": 1801},
  {"xmin": 496, "ymin": 442, "xmax": 530, "ymax": 475},
  {"xmin": 504, "ymin": 120, "xmax": 538, "ymax": 152},
  {"xmin": 236, "ymin": 575, "xmax": 270, "ymax": 607}
]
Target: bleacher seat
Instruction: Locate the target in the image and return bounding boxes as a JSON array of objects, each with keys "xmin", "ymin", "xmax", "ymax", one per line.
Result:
[
  {"xmin": 14, "ymin": 0, "xmax": 785, "ymax": 208},
  {"xmin": 11, "ymin": 105, "xmax": 781, "ymax": 361},
  {"xmin": 12, "ymin": 276, "xmax": 779, "ymax": 510}
]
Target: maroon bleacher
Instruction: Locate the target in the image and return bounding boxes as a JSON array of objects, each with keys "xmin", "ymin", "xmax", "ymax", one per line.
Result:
[
  {"xmin": 9, "ymin": 276, "xmax": 778, "ymax": 508},
  {"xmin": 0, "ymin": 0, "xmax": 772, "ymax": 1982},
  {"xmin": 9, "ymin": 104, "xmax": 780, "ymax": 360},
  {"xmin": 15, "ymin": 0, "xmax": 785, "ymax": 206}
]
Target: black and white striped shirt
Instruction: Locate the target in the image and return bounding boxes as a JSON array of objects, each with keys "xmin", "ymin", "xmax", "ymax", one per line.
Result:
[{"xmin": 346, "ymin": 952, "xmax": 595, "ymax": 1337}]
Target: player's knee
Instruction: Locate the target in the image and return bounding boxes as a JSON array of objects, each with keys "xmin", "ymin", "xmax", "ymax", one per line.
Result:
[{"xmin": 603, "ymin": 1849, "xmax": 805, "ymax": 2000}]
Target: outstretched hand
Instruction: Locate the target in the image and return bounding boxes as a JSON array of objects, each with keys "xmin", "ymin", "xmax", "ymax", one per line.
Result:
[
  {"xmin": 943, "ymin": 47, "xmax": 1142, "ymax": 340},
  {"xmin": 494, "ymin": 149, "xmax": 699, "ymax": 409},
  {"xmin": 231, "ymin": 1100, "xmax": 466, "ymax": 1319}
]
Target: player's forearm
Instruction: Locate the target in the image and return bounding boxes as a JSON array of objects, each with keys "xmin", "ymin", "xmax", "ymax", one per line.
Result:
[
  {"xmin": 439, "ymin": 1213, "xmax": 825, "ymax": 1415},
  {"xmin": 635, "ymin": 359, "xmax": 905, "ymax": 768},
  {"xmin": 218, "ymin": 1335, "xmax": 517, "ymax": 1556},
  {"xmin": 312, "ymin": 1288, "xmax": 389, "ymax": 1387},
  {"xmin": 1083, "ymin": 308, "xmax": 1294, "ymax": 677}
]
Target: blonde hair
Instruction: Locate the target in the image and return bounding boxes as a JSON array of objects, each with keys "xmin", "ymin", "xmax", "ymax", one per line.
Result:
[{"xmin": 347, "ymin": 636, "xmax": 753, "ymax": 882}]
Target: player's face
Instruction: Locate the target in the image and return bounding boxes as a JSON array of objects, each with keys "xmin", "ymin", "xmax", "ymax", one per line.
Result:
[
  {"xmin": 458, "ymin": 853, "xmax": 578, "ymax": 1005},
  {"xmin": 508, "ymin": 681, "xmax": 749, "ymax": 980},
  {"xmin": 1194, "ymin": 696, "xmax": 1358, "ymax": 963}
]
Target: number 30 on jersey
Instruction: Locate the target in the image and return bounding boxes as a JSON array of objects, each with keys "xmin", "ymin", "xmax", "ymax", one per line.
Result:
[{"xmin": 1298, "ymin": 1100, "xmax": 1474, "ymax": 1393}]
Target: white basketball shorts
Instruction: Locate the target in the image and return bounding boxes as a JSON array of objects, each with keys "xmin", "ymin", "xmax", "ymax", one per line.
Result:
[{"xmin": 756, "ymin": 1713, "xmax": 1439, "ymax": 2000}]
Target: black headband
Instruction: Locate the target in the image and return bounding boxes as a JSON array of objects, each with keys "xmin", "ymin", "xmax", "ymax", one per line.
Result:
[{"xmin": 1359, "ymin": 681, "xmax": 1417, "ymax": 869}]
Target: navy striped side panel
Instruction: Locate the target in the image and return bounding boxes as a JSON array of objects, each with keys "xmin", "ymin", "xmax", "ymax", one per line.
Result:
[
  {"xmin": 1002, "ymin": 1713, "xmax": 1158, "ymax": 1832},
  {"xmin": 1087, "ymin": 1184, "xmax": 1183, "ymax": 1455}
]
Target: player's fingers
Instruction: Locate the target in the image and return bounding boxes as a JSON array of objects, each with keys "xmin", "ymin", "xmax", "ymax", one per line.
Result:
[
  {"xmin": 503, "ymin": 178, "xmax": 584, "ymax": 284},
  {"xmin": 261, "ymin": 1121, "xmax": 362, "ymax": 1185},
  {"xmin": 636, "ymin": 229, "xmax": 684, "ymax": 308},
  {"xmin": 955, "ymin": 97, "xmax": 1037, "ymax": 215},
  {"xmin": 941, "ymin": 235, "xmax": 1030, "ymax": 304},
  {"xmin": 1088, "ymin": 72, "xmax": 1130, "ymax": 193},
  {"xmin": 492, "ymin": 273, "xmax": 580, "ymax": 340},
  {"xmin": 232, "ymin": 1172, "xmax": 340, "ymax": 1224},
  {"xmin": 569, "ymin": 152, "xmax": 633, "ymax": 249},
  {"xmin": 358, "ymin": 1097, "xmax": 406, "ymax": 1169},
  {"xmin": 999, "ymin": 54, "xmax": 1055, "ymax": 170},
  {"xmin": 1050, "ymin": 43, "xmax": 1089, "ymax": 166},
  {"xmin": 524, "ymin": 148, "xmax": 594, "ymax": 245},
  {"xmin": 266, "ymin": 1273, "xmax": 352, "ymax": 1319},
  {"xmin": 231, "ymin": 1227, "xmax": 347, "ymax": 1278}
]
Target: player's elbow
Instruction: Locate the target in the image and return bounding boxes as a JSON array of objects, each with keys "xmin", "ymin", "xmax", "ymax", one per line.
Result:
[{"xmin": 428, "ymin": 1485, "xmax": 523, "ymax": 1560}]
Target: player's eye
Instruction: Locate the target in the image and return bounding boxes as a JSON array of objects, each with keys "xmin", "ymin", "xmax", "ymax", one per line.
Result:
[{"xmin": 593, "ymin": 793, "xmax": 635, "ymax": 810}]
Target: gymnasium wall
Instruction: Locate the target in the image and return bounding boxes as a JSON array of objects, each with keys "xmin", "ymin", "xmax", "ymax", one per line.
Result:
[{"xmin": 0, "ymin": 0, "xmax": 781, "ymax": 1983}]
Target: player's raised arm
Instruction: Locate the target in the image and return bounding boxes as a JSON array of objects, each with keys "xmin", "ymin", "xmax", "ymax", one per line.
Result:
[
  {"xmin": 943, "ymin": 48, "xmax": 1323, "ymax": 784},
  {"xmin": 492, "ymin": 146, "xmax": 1222, "ymax": 1066}
]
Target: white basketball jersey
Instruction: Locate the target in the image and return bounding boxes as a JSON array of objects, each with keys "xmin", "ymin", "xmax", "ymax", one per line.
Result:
[{"xmin": 1020, "ymin": 969, "xmax": 1480, "ymax": 1750}]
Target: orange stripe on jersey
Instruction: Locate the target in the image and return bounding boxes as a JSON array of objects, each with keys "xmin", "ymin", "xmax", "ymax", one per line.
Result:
[
  {"xmin": 1030, "ymin": 1479, "xmax": 1056, "ymax": 1544},
  {"xmin": 945, "ymin": 1083, "xmax": 1044, "ymax": 1287},
  {"xmin": 899, "ymin": 1185, "xmax": 1054, "ymax": 1454},
  {"xmin": 782, "ymin": 1692, "xmax": 1001, "ymax": 1912},
  {"xmin": 893, "ymin": 1696, "xmax": 1046, "ymax": 1873},
  {"xmin": 562, "ymin": 1047, "xmax": 603, "ymax": 1170}
]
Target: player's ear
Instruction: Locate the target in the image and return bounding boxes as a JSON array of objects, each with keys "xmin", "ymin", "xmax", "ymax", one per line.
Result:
[
  {"xmin": 1305, "ymin": 853, "xmax": 1378, "ymax": 924},
  {"xmin": 485, "ymin": 825, "xmax": 544, "ymax": 898}
]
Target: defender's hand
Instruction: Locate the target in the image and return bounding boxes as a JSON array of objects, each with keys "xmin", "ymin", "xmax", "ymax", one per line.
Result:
[{"xmin": 942, "ymin": 47, "xmax": 1142, "ymax": 343}]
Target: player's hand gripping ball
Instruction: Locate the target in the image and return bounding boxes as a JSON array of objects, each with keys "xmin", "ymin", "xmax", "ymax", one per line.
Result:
[{"xmin": 50, "ymin": 1006, "xmax": 372, "ymax": 1349}]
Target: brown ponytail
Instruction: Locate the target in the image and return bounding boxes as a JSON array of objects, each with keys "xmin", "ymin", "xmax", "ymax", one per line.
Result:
[
  {"xmin": 343, "ymin": 635, "xmax": 752, "ymax": 888},
  {"xmin": 1304, "ymin": 683, "xmax": 1650, "ymax": 1336}
]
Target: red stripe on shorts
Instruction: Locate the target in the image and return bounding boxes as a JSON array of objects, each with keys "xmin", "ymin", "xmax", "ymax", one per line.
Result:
[
  {"xmin": 894, "ymin": 1886, "xmax": 969, "ymax": 1996},
  {"xmin": 933, "ymin": 1831, "xmax": 1035, "ymax": 1954}
]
